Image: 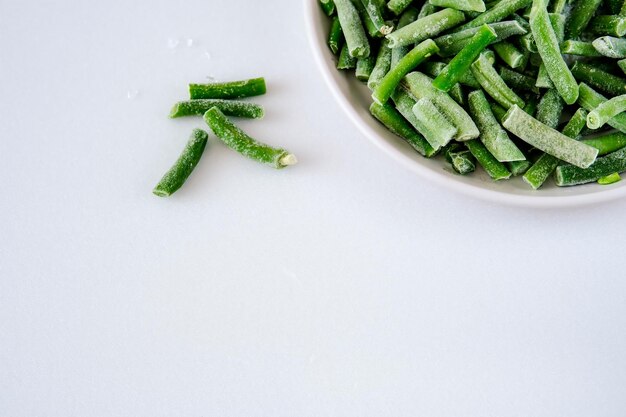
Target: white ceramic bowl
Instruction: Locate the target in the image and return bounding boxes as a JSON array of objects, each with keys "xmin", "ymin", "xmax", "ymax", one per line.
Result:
[{"xmin": 304, "ymin": 0, "xmax": 626, "ymax": 207}]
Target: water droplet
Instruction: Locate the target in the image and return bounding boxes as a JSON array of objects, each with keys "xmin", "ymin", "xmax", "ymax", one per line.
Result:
[
  {"xmin": 167, "ymin": 38, "xmax": 180, "ymax": 49},
  {"xmin": 126, "ymin": 90, "xmax": 139, "ymax": 100},
  {"xmin": 204, "ymin": 50, "xmax": 212, "ymax": 60}
]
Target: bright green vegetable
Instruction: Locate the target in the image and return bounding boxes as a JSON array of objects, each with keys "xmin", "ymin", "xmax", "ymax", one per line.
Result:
[
  {"xmin": 386, "ymin": 8, "xmax": 466, "ymax": 48},
  {"xmin": 508, "ymin": 160, "xmax": 532, "ymax": 176},
  {"xmin": 593, "ymin": 36, "xmax": 626, "ymax": 59},
  {"xmin": 334, "ymin": 0, "xmax": 370, "ymax": 58},
  {"xmin": 391, "ymin": 8, "xmax": 419, "ymax": 66},
  {"xmin": 492, "ymin": 41, "xmax": 526, "ymax": 68},
  {"xmin": 411, "ymin": 98, "xmax": 458, "ymax": 150},
  {"xmin": 465, "ymin": 139, "xmax": 512, "ymax": 180},
  {"xmin": 421, "ymin": 61, "xmax": 481, "ymax": 88},
  {"xmin": 471, "ymin": 53, "xmax": 526, "ymax": 109},
  {"xmin": 328, "ymin": 16, "xmax": 344, "ymax": 54},
  {"xmin": 468, "ymin": 90, "xmax": 526, "ymax": 162},
  {"xmin": 360, "ymin": 0, "xmax": 394, "ymax": 35},
  {"xmin": 565, "ymin": 0, "xmax": 603, "ymax": 39},
  {"xmin": 434, "ymin": 21, "xmax": 527, "ymax": 56},
  {"xmin": 367, "ymin": 39, "xmax": 392, "ymax": 90},
  {"xmin": 499, "ymin": 67, "xmax": 539, "ymax": 92},
  {"xmin": 582, "ymin": 131, "xmax": 626, "ymax": 155},
  {"xmin": 587, "ymin": 94, "xmax": 626, "ymax": 129},
  {"xmin": 203, "ymin": 108, "xmax": 297, "ymax": 169},
  {"xmin": 337, "ymin": 44, "xmax": 357, "ymax": 69},
  {"xmin": 589, "ymin": 15, "xmax": 626, "ymax": 37},
  {"xmin": 169, "ymin": 100, "xmax": 264, "ymax": 119},
  {"xmin": 429, "ymin": 0, "xmax": 487, "ymax": 12},
  {"xmin": 598, "ymin": 173, "xmax": 622, "ymax": 185},
  {"xmin": 319, "ymin": 0, "xmax": 336, "ymax": 16},
  {"xmin": 578, "ymin": 83, "xmax": 626, "ymax": 134},
  {"xmin": 453, "ymin": 0, "xmax": 533, "ymax": 32},
  {"xmin": 445, "ymin": 143, "xmax": 477, "ymax": 174},
  {"xmin": 433, "ymin": 24, "xmax": 497, "ymax": 92},
  {"xmin": 387, "ymin": 0, "xmax": 413, "ymax": 15},
  {"xmin": 372, "ymin": 39, "xmax": 439, "ymax": 104},
  {"xmin": 535, "ymin": 88, "xmax": 563, "ymax": 130},
  {"xmin": 189, "ymin": 78, "xmax": 266, "ymax": 100},
  {"xmin": 502, "ymin": 105, "xmax": 598, "ymax": 169},
  {"xmin": 555, "ymin": 146, "xmax": 626, "ymax": 186},
  {"xmin": 369, "ymin": 102, "xmax": 436, "ymax": 157},
  {"xmin": 153, "ymin": 129, "xmax": 209, "ymax": 197},
  {"xmin": 571, "ymin": 62, "xmax": 626, "ymax": 96},
  {"xmin": 417, "ymin": 2, "xmax": 438, "ymax": 18},
  {"xmin": 529, "ymin": 0, "xmax": 578, "ymax": 105},
  {"xmin": 560, "ymin": 40, "xmax": 603, "ymax": 57}
]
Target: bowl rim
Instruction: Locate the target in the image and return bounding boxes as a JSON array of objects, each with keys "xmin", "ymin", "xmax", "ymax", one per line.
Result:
[{"xmin": 303, "ymin": 0, "xmax": 626, "ymax": 208}]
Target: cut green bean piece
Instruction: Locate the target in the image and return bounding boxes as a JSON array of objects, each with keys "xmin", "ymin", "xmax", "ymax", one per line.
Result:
[
  {"xmin": 571, "ymin": 62, "xmax": 626, "ymax": 97},
  {"xmin": 335, "ymin": 0, "xmax": 370, "ymax": 58},
  {"xmin": 578, "ymin": 83, "xmax": 626, "ymax": 134},
  {"xmin": 589, "ymin": 15, "xmax": 626, "ymax": 37},
  {"xmin": 582, "ymin": 131, "xmax": 626, "ymax": 156},
  {"xmin": 328, "ymin": 16, "xmax": 344, "ymax": 54},
  {"xmin": 433, "ymin": 25, "xmax": 497, "ymax": 92},
  {"xmin": 465, "ymin": 140, "xmax": 512, "ymax": 180},
  {"xmin": 471, "ymin": 54, "xmax": 526, "ymax": 109},
  {"xmin": 402, "ymin": 72, "xmax": 480, "ymax": 140},
  {"xmin": 508, "ymin": 160, "xmax": 532, "ymax": 175},
  {"xmin": 411, "ymin": 98, "xmax": 458, "ymax": 150},
  {"xmin": 391, "ymin": 89, "xmax": 441, "ymax": 147},
  {"xmin": 189, "ymin": 78, "xmax": 266, "ymax": 100},
  {"xmin": 493, "ymin": 41, "xmax": 526, "ymax": 68},
  {"xmin": 445, "ymin": 143, "xmax": 477, "ymax": 174},
  {"xmin": 367, "ymin": 39, "xmax": 392, "ymax": 90},
  {"xmin": 417, "ymin": 2, "xmax": 438, "ymax": 18},
  {"xmin": 519, "ymin": 33, "xmax": 538, "ymax": 53},
  {"xmin": 387, "ymin": 0, "xmax": 413, "ymax": 15},
  {"xmin": 453, "ymin": 0, "xmax": 533, "ymax": 32},
  {"xmin": 502, "ymin": 105, "xmax": 598, "ymax": 168},
  {"xmin": 530, "ymin": 0, "xmax": 578, "ymax": 105},
  {"xmin": 356, "ymin": 56, "xmax": 376, "ymax": 81},
  {"xmin": 391, "ymin": 7, "xmax": 420, "ymax": 67},
  {"xmin": 203, "ymin": 108, "xmax": 297, "ymax": 169},
  {"xmin": 490, "ymin": 101, "xmax": 508, "ymax": 122},
  {"xmin": 522, "ymin": 108, "xmax": 588, "ymax": 189},
  {"xmin": 337, "ymin": 44, "xmax": 357, "ymax": 69},
  {"xmin": 169, "ymin": 100, "xmax": 264, "ymax": 119},
  {"xmin": 434, "ymin": 21, "xmax": 527, "ymax": 56},
  {"xmin": 560, "ymin": 40, "xmax": 602, "ymax": 57},
  {"xmin": 429, "ymin": 0, "xmax": 486, "ymax": 12},
  {"xmin": 369, "ymin": 102, "xmax": 436, "ymax": 157},
  {"xmin": 535, "ymin": 88, "xmax": 564, "ymax": 130},
  {"xmin": 587, "ymin": 94, "xmax": 626, "ymax": 129},
  {"xmin": 598, "ymin": 173, "xmax": 621, "ymax": 185},
  {"xmin": 421, "ymin": 61, "xmax": 481, "ymax": 88},
  {"xmin": 555, "ymin": 146, "xmax": 626, "ymax": 186},
  {"xmin": 565, "ymin": 0, "xmax": 602, "ymax": 39},
  {"xmin": 549, "ymin": 0, "xmax": 566, "ymax": 14},
  {"xmin": 360, "ymin": 0, "xmax": 394, "ymax": 35},
  {"xmin": 468, "ymin": 90, "xmax": 525, "ymax": 162},
  {"xmin": 535, "ymin": 64, "xmax": 553, "ymax": 89},
  {"xmin": 372, "ymin": 39, "xmax": 439, "ymax": 104},
  {"xmin": 386, "ymin": 8, "xmax": 466, "ymax": 48},
  {"xmin": 593, "ymin": 36, "xmax": 626, "ymax": 59},
  {"xmin": 500, "ymin": 67, "xmax": 539, "ymax": 92},
  {"xmin": 153, "ymin": 129, "xmax": 208, "ymax": 198},
  {"xmin": 320, "ymin": 0, "xmax": 336, "ymax": 16}
]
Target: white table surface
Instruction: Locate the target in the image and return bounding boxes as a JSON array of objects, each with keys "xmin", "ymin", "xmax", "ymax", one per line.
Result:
[{"xmin": 1, "ymin": 1, "xmax": 626, "ymax": 416}]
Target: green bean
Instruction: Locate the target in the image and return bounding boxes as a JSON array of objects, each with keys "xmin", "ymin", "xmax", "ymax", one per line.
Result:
[
  {"xmin": 529, "ymin": 0, "xmax": 578, "ymax": 105},
  {"xmin": 189, "ymin": 78, "xmax": 266, "ymax": 100},
  {"xmin": 582, "ymin": 131, "xmax": 626, "ymax": 155},
  {"xmin": 360, "ymin": 0, "xmax": 394, "ymax": 35},
  {"xmin": 619, "ymin": 59, "xmax": 626, "ymax": 76},
  {"xmin": 386, "ymin": 8, "xmax": 466, "ymax": 48},
  {"xmin": 499, "ymin": 67, "xmax": 539, "ymax": 92},
  {"xmin": 372, "ymin": 39, "xmax": 439, "ymax": 104},
  {"xmin": 391, "ymin": 89, "xmax": 438, "ymax": 143},
  {"xmin": 418, "ymin": 2, "xmax": 438, "ymax": 18},
  {"xmin": 578, "ymin": 83, "xmax": 626, "ymax": 134},
  {"xmin": 519, "ymin": 33, "xmax": 538, "ymax": 52},
  {"xmin": 387, "ymin": 0, "xmax": 413, "ymax": 15},
  {"xmin": 468, "ymin": 90, "xmax": 526, "ymax": 162},
  {"xmin": 369, "ymin": 102, "xmax": 436, "ymax": 157},
  {"xmin": 320, "ymin": 0, "xmax": 336, "ymax": 16},
  {"xmin": 429, "ymin": 0, "xmax": 486, "ymax": 12},
  {"xmin": 203, "ymin": 108, "xmax": 297, "ymax": 169},
  {"xmin": 502, "ymin": 105, "xmax": 598, "ymax": 168},
  {"xmin": 153, "ymin": 129, "xmax": 209, "ymax": 197},
  {"xmin": 592, "ymin": 36, "xmax": 626, "ymax": 59},
  {"xmin": 535, "ymin": 88, "xmax": 564, "ymax": 130},
  {"xmin": 453, "ymin": 0, "xmax": 533, "ymax": 32},
  {"xmin": 391, "ymin": 7, "xmax": 419, "ymax": 67},
  {"xmin": 490, "ymin": 101, "xmax": 508, "ymax": 121},
  {"xmin": 411, "ymin": 98, "xmax": 458, "ymax": 150},
  {"xmin": 465, "ymin": 139, "xmax": 512, "ymax": 180},
  {"xmin": 169, "ymin": 100, "xmax": 264, "ymax": 119},
  {"xmin": 587, "ymin": 95, "xmax": 626, "ymax": 130},
  {"xmin": 421, "ymin": 61, "xmax": 481, "ymax": 88},
  {"xmin": 523, "ymin": 93, "xmax": 539, "ymax": 116},
  {"xmin": 335, "ymin": 0, "xmax": 370, "ymax": 58},
  {"xmin": 449, "ymin": 83, "xmax": 466, "ymax": 106},
  {"xmin": 522, "ymin": 108, "xmax": 588, "ymax": 189},
  {"xmin": 402, "ymin": 72, "xmax": 480, "ymax": 140},
  {"xmin": 445, "ymin": 143, "xmax": 477, "ymax": 174},
  {"xmin": 493, "ymin": 41, "xmax": 526, "ymax": 68},
  {"xmin": 328, "ymin": 16, "xmax": 344, "ymax": 54},
  {"xmin": 337, "ymin": 44, "xmax": 357, "ymax": 69},
  {"xmin": 433, "ymin": 25, "xmax": 497, "ymax": 92},
  {"xmin": 508, "ymin": 160, "xmax": 532, "ymax": 175},
  {"xmin": 434, "ymin": 20, "xmax": 527, "ymax": 56},
  {"xmin": 535, "ymin": 65, "xmax": 553, "ymax": 89},
  {"xmin": 471, "ymin": 54, "xmax": 526, "ymax": 109},
  {"xmin": 589, "ymin": 15, "xmax": 626, "ymax": 37},
  {"xmin": 555, "ymin": 146, "xmax": 626, "ymax": 186},
  {"xmin": 565, "ymin": 0, "xmax": 602, "ymax": 39},
  {"xmin": 367, "ymin": 39, "xmax": 392, "ymax": 90},
  {"xmin": 571, "ymin": 62, "xmax": 626, "ymax": 96},
  {"xmin": 356, "ymin": 55, "xmax": 376, "ymax": 81},
  {"xmin": 598, "ymin": 173, "xmax": 621, "ymax": 185},
  {"xmin": 560, "ymin": 40, "xmax": 603, "ymax": 57},
  {"xmin": 549, "ymin": 0, "xmax": 566, "ymax": 14}
]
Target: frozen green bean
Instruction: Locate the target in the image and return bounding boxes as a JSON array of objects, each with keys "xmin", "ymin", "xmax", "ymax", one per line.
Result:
[
  {"xmin": 328, "ymin": 16, "xmax": 344, "ymax": 54},
  {"xmin": 555, "ymin": 146, "xmax": 626, "ymax": 186},
  {"xmin": 471, "ymin": 53, "xmax": 526, "ymax": 109},
  {"xmin": 429, "ymin": 0, "xmax": 486, "ymax": 12},
  {"xmin": 411, "ymin": 98, "xmax": 458, "ymax": 150},
  {"xmin": 587, "ymin": 94, "xmax": 626, "ymax": 129},
  {"xmin": 387, "ymin": 0, "xmax": 413, "ymax": 15},
  {"xmin": 360, "ymin": 0, "xmax": 394, "ymax": 35},
  {"xmin": 445, "ymin": 143, "xmax": 477, "ymax": 174},
  {"xmin": 320, "ymin": 0, "xmax": 336, "ymax": 16},
  {"xmin": 465, "ymin": 139, "xmax": 512, "ymax": 180},
  {"xmin": 189, "ymin": 78, "xmax": 266, "ymax": 100},
  {"xmin": 589, "ymin": 15, "xmax": 626, "ymax": 37},
  {"xmin": 593, "ymin": 36, "xmax": 626, "ymax": 59},
  {"xmin": 560, "ymin": 40, "xmax": 603, "ymax": 57},
  {"xmin": 335, "ymin": 0, "xmax": 370, "ymax": 58},
  {"xmin": 453, "ymin": 0, "xmax": 533, "ymax": 32},
  {"xmin": 499, "ymin": 67, "xmax": 539, "ymax": 92},
  {"xmin": 356, "ymin": 56, "xmax": 376, "ymax": 81},
  {"xmin": 571, "ymin": 62, "xmax": 626, "ymax": 96},
  {"xmin": 565, "ymin": 0, "xmax": 602, "ymax": 39},
  {"xmin": 583, "ymin": 131, "xmax": 626, "ymax": 155},
  {"xmin": 367, "ymin": 39, "xmax": 392, "ymax": 90},
  {"xmin": 337, "ymin": 44, "xmax": 357, "ymax": 69},
  {"xmin": 391, "ymin": 7, "xmax": 420, "ymax": 67},
  {"xmin": 598, "ymin": 173, "xmax": 621, "ymax": 185},
  {"xmin": 386, "ymin": 8, "xmax": 466, "ymax": 48},
  {"xmin": 169, "ymin": 100, "xmax": 264, "ymax": 119},
  {"xmin": 434, "ymin": 21, "xmax": 527, "ymax": 56},
  {"xmin": 492, "ymin": 41, "xmax": 526, "ymax": 68},
  {"xmin": 578, "ymin": 83, "xmax": 626, "ymax": 134}
]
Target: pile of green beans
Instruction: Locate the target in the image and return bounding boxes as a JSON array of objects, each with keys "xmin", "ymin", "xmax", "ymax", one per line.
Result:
[
  {"xmin": 153, "ymin": 77, "xmax": 297, "ymax": 197},
  {"xmin": 322, "ymin": 0, "xmax": 626, "ymax": 189}
]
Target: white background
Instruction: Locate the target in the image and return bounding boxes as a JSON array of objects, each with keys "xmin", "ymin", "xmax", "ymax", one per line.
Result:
[{"xmin": 1, "ymin": 1, "xmax": 626, "ymax": 416}]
